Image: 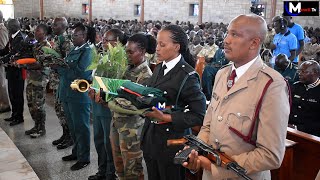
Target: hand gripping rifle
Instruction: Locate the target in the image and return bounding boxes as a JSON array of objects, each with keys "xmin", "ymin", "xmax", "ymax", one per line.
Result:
[{"xmin": 168, "ymin": 134, "xmax": 252, "ymax": 180}]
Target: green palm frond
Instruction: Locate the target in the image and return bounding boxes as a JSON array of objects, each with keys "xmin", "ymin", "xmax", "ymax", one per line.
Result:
[{"xmin": 87, "ymin": 43, "xmax": 127, "ymax": 79}]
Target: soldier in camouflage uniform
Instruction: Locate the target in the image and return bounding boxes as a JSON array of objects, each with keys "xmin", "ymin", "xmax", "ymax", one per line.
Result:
[
  {"xmin": 109, "ymin": 34, "xmax": 156, "ymax": 180},
  {"xmin": 50, "ymin": 17, "xmax": 73, "ymax": 149},
  {"xmin": 24, "ymin": 24, "xmax": 51, "ymax": 138}
]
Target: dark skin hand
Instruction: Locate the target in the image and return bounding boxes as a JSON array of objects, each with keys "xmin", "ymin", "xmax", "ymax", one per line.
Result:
[
  {"xmin": 144, "ymin": 107, "xmax": 172, "ymax": 122},
  {"xmin": 91, "ymin": 88, "xmax": 108, "ymax": 107},
  {"xmin": 179, "ymin": 147, "xmax": 212, "ymax": 172}
]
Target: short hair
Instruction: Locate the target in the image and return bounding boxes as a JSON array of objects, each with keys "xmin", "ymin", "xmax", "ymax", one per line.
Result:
[
  {"xmin": 272, "ymin": 16, "xmax": 288, "ymax": 26},
  {"xmin": 36, "ymin": 24, "xmax": 49, "ymax": 35},
  {"xmin": 127, "ymin": 33, "xmax": 156, "ymax": 54},
  {"xmin": 73, "ymin": 23, "xmax": 96, "ymax": 45},
  {"xmin": 106, "ymin": 28, "xmax": 127, "ymax": 45}
]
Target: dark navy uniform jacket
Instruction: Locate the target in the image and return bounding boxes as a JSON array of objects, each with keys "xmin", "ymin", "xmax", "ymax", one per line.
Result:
[
  {"xmin": 274, "ymin": 62, "xmax": 299, "ymax": 85},
  {"xmin": 141, "ymin": 57, "xmax": 206, "ymax": 161},
  {"xmin": 289, "ymin": 80, "xmax": 320, "ymax": 137}
]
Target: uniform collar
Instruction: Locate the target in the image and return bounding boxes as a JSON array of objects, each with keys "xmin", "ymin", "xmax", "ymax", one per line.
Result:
[
  {"xmin": 74, "ymin": 42, "xmax": 88, "ymax": 51},
  {"xmin": 130, "ymin": 59, "xmax": 148, "ymax": 73},
  {"xmin": 305, "ymin": 78, "xmax": 320, "ymax": 91},
  {"xmin": 231, "ymin": 55, "xmax": 258, "ymax": 82},
  {"xmin": 162, "ymin": 54, "xmax": 181, "ymax": 76}
]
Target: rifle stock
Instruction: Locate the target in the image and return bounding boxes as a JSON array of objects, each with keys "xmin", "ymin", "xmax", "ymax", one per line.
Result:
[{"xmin": 169, "ymin": 135, "xmax": 252, "ymax": 180}]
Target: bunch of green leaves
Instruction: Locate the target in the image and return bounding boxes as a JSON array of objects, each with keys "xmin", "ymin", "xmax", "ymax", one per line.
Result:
[
  {"xmin": 87, "ymin": 43, "xmax": 128, "ymax": 79},
  {"xmin": 92, "ymin": 77, "xmax": 130, "ymax": 102}
]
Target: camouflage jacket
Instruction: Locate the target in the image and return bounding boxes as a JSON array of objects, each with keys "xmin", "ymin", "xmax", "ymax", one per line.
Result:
[
  {"xmin": 124, "ymin": 60, "xmax": 152, "ymax": 85},
  {"xmin": 49, "ymin": 32, "xmax": 73, "ymax": 89},
  {"xmin": 27, "ymin": 40, "xmax": 51, "ymax": 86},
  {"xmin": 113, "ymin": 60, "xmax": 152, "ymax": 118}
]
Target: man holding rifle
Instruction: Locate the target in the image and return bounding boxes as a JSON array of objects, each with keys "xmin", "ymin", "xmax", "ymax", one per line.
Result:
[{"xmin": 182, "ymin": 14, "xmax": 290, "ymax": 179}]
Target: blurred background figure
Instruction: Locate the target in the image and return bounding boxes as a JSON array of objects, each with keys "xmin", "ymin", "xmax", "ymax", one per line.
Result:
[{"xmin": 0, "ymin": 10, "xmax": 10, "ymax": 114}]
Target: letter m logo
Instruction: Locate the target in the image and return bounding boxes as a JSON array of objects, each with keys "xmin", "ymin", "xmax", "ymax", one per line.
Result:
[
  {"xmin": 157, "ymin": 102, "xmax": 166, "ymax": 110},
  {"xmin": 289, "ymin": 2, "xmax": 301, "ymax": 13}
]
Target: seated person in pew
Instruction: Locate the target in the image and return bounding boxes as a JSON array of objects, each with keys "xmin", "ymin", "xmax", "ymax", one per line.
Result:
[
  {"xmin": 201, "ymin": 41, "xmax": 229, "ymax": 100},
  {"xmin": 197, "ymin": 35, "xmax": 219, "ymax": 63},
  {"xmin": 289, "ymin": 60, "xmax": 320, "ymax": 137},
  {"xmin": 274, "ymin": 53, "xmax": 299, "ymax": 85}
]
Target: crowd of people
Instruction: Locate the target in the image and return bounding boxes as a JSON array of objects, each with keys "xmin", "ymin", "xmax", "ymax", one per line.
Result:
[{"xmin": 0, "ymin": 10, "xmax": 319, "ymax": 180}]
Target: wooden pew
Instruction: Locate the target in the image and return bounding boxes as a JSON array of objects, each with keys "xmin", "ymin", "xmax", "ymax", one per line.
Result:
[
  {"xmin": 271, "ymin": 139, "xmax": 297, "ymax": 180},
  {"xmin": 285, "ymin": 127, "xmax": 320, "ymax": 180},
  {"xmin": 195, "ymin": 56, "xmax": 206, "ymax": 81}
]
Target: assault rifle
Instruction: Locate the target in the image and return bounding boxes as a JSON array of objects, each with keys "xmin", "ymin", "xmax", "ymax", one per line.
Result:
[{"xmin": 168, "ymin": 134, "xmax": 252, "ymax": 180}]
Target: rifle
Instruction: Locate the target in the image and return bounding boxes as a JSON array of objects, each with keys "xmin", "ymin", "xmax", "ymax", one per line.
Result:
[{"xmin": 168, "ymin": 134, "xmax": 252, "ymax": 180}]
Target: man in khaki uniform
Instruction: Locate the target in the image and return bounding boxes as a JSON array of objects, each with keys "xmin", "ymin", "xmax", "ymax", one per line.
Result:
[{"xmin": 183, "ymin": 14, "xmax": 290, "ymax": 180}]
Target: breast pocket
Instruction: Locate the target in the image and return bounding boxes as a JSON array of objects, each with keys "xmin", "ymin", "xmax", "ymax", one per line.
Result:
[{"xmin": 226, "ymin": 105, "xmax": 255, "ymax": 136}]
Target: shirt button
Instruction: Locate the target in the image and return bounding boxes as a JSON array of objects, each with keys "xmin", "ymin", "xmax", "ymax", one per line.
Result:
[
  {"xmin": 166, "ymin": 128, "xmax": 169, "ymax": 132},
  {"xmin": 302, "ymin": 98, "xmax": 304, "ymax": 100},
  {"xmin": 298, "ymin": 106, "xmax": 301, "ymax": 109},
  {"xmin": 294, "ymin": 115, "xmax": 298, "ymax": 117},
  {"xmin": 217, "ymin": 116, "xmax": 223, "ymax": 121}
]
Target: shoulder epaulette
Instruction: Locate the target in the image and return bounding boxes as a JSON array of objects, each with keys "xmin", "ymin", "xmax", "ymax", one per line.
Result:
[
  {"xmin": 180, "ymin": 63, "xmax": 194, "ymax": 74},
  {"xmin": 259, "ymin": 63, "xmax": 283, "ymax": 81},
  {"xmin": 293, "ymin": 81, "xmax": 301, "ymax": 85}
]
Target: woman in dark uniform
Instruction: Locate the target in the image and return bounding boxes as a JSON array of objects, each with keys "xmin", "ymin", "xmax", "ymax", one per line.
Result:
[{"xmin": 141, "ymin": 25, "xmax": 206, "ymax": 180}]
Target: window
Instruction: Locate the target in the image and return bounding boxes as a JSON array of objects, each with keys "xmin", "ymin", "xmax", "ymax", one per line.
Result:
[
  {"xmin": 82, "ymin": 3, "xmax": 89, "ymax": 15},
  {"xmin": 134, "ymin": 4, "xmax": 141, "ymax": 16},
  {"xmin": 189, "ymin": 3, "xmax": 199, "ymax": 16}
]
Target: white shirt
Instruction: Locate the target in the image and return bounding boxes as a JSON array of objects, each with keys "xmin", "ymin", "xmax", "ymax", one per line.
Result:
[
  {"xmin": 162, "ymin": 54, "xmax": 181, "ymax": 76},
  {"xmin": 11, "ymin": 30, "xmax": 20, "ymax": 39},
  {"xmin": 231, "ymin": 56, "xmax": 258, "ymax": 83}
]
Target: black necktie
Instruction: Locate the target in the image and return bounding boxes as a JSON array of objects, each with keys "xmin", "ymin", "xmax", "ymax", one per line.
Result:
[{"xmin": 158, "ymin": 64, "xmax": 167, "ymax": 80}]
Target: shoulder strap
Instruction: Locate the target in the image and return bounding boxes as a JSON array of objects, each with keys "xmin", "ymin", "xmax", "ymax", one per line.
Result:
[
  {"xmin": 175, "ymin": 71, "xmax": 198, "ymax": 108},
  {"xmin": 229, "ymin": 79, "xmax": 273, "ymax": 146},
  {"xmin": 229, "ymin": 77, "xmax": 292, "ymax": 146}
]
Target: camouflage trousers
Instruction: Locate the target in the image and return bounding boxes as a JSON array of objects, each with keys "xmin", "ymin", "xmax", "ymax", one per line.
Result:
[
  {"xmin": 53, "ymin": 89, "xmax": 68, "ymax": 127},
  {"xmin": 110, "ymin": 114, "xmax": 145, "ymax": 180},
  {"xmin": 26, "ymin": 82, "xmax": 47, "ymax": 126}
]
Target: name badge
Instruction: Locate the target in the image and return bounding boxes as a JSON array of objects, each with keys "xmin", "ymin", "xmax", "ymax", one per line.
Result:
[
  {"xmin": 294, "ymin": 95, "xmax": 301, "ymax": 99},
  {"xmin": 227, "ymin": 80, "xmax": 234, "ymax": 88}
]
